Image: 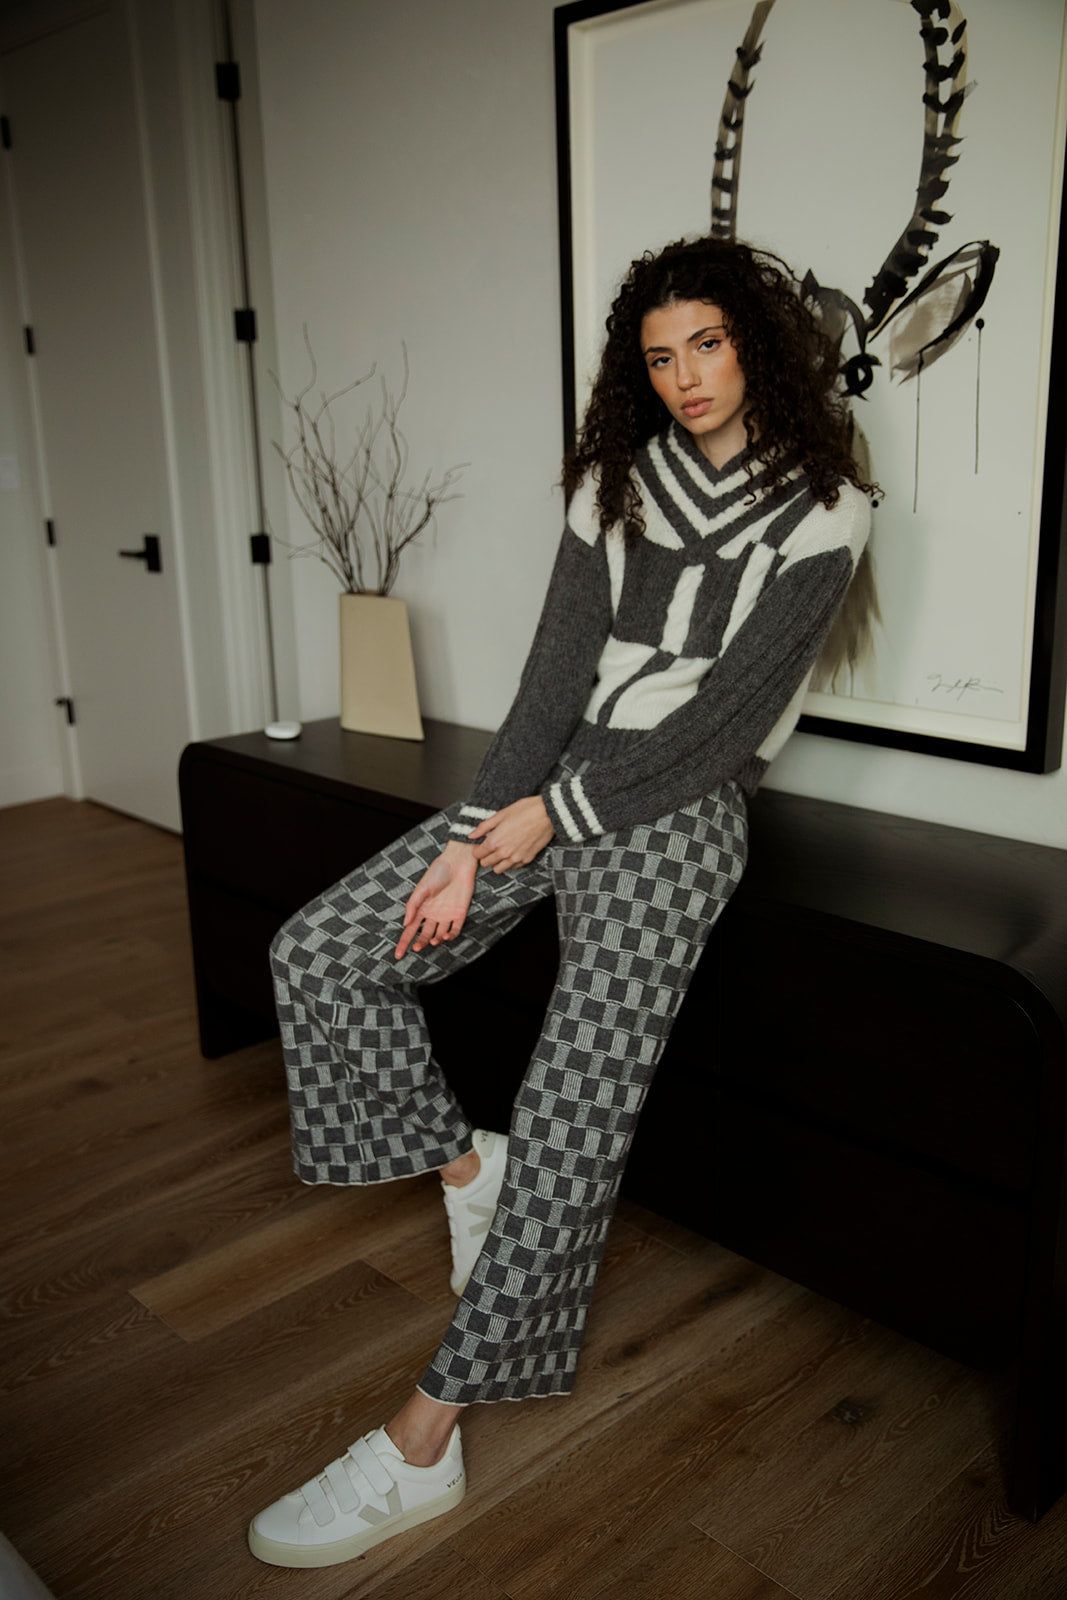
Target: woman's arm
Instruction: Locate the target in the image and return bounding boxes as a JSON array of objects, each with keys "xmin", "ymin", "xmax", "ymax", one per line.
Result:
[{"xmin": 448, "ymin": 485, "xmax": 613, "ymax": 844}]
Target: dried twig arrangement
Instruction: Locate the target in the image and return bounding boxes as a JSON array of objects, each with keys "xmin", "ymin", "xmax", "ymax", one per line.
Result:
[{"xmin": 273, "ymin": 331, "xmax": 466, "ymax": 595}]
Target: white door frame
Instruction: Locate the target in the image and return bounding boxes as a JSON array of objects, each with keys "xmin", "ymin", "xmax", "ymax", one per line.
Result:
[
  {"xmin": 165, "ymin": 0, "xmax": 297, "ymax": 736},
  {"xmin": 0, "ymin": 0, "xmax": 294, "ymax": 813}
]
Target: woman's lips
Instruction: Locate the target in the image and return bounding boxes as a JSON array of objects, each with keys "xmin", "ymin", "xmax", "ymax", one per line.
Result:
[{"xmin": 681, "ymin": 398, "xmax": 713, "ymax": 417}]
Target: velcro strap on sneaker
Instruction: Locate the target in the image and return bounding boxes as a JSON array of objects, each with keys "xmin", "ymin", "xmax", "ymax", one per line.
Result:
[
  {"xmin": 324, "ymin": 1455, "xmax": 362, "ymax": 1515},
  {"xmin": 301, "ymin": 1472, "xmax": 336, "ymax": 1527},
  {"xmin": 349, "ymin": 1435, "xmax": 398, "ymax": 1498}
]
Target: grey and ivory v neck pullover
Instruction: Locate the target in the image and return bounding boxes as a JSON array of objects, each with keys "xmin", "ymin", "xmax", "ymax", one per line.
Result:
[{"xmin": 451, "ymin": 423, "xmax": 870, "ymax": 846}]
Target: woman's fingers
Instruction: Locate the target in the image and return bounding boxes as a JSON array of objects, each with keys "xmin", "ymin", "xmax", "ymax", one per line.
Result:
[
  {"xmin": 402, "ymin": 873, "xmax": 438, "ymax": 930},
  {"xmin": 395, "ymin": 916, "xmax": 427, "ymax": 959},
  {"xmin": 481, "ymin": 848, "xmax": 523, "ymax": 872},
  {"xmin": 475, "ymin": 845, "xmax": 517, "ymax": 871},
  {"xmin": 467, "ymin": 813, "xmax": 499, "ymax": 842},
  {"xmin": 397, "ymin": 905, "xmax": 439, "ymax": 958},
  {"xmin": 470, "ymin": 799, "xmax": 552, "ymax": 872},
  {"xmin": 474, "ymin": 840, "xmax": 517, "ymax": 868},
  {"xmin": 397, "ymin": 906, "xmax": 468, "ymax": 958}
]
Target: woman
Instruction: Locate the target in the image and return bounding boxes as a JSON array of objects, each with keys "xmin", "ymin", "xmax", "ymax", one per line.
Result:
[{"xmin": 249, "ymin": 235, "xmax": 875, "ymax": 1568}]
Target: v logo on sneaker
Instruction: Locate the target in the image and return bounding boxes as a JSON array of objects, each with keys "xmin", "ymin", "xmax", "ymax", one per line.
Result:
[
  {"xmin": 464, "ymin": 1202, "xmax": 495, "ymax": 1238},
  {"xmin": 359, "ymin": 1484, "xmax": 403, "ymax": 1526},
  {"xmin": 442, "ymin": 1129, "xmax": 509, "ymax": 1296}
]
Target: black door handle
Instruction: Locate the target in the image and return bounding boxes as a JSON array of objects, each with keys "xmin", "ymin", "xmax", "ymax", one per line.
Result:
[{"xmin": 118, "ymin": 534, "xmax": 162, "ymax": 573}]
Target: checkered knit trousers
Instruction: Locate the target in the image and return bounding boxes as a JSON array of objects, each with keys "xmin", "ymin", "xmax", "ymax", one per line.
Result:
[{"xmin": 270, "ymin": 775, "xmax": 747, "ymax": 1405}]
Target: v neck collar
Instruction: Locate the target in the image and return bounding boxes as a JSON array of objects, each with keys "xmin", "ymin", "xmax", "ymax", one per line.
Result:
[{"xmin": 668, "ymin": 421, "xmax": 752, "ymax": 487}]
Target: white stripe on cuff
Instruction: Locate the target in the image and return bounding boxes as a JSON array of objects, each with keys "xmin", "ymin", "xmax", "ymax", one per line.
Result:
[
  {"xmin": 549, "ymin": 782, "xmax": 583, "ymax": 843},
  {"xmin": 459, "ymin": 805, "xmax": 495, "ymax": 821},
  {"xmin": 569, "ymin": 775, "xmax": 602, "ymax": 837}
]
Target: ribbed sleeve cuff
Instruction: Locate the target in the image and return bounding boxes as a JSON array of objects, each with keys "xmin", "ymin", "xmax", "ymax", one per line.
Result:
[
  {"xmin": 541, "ymin": 774, "xmax": 604, "ymax": 844},
  {"xmin": 448, "ymin": 804, "xmax": 495, "ymax": 841}
]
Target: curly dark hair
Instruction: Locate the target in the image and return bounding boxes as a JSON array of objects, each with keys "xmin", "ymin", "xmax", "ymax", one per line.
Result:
[{"xmin": 562, "ymin": 235, "xmax": 875, "ymax": 539}]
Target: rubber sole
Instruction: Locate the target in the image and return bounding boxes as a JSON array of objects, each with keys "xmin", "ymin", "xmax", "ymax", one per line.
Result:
[{"xmin": 247, "ymin": 1478, "xmax": 466, "ymax": 1569}]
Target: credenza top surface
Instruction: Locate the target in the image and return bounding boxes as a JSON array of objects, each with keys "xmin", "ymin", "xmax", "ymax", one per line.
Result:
[
  {"xmin": 183, "ymin": 717, "xmax": 1067, "ymax": 1011},
  {"xmin": 186, "ymin": 716, "xmax": 493, "ymax": 816}
]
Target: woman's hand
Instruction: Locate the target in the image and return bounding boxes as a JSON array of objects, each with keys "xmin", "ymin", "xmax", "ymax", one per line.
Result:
[
  {"xmin": 469, "ymin": 796, "xmax": 554, "ymax": 874},
  {"xmin": 395, "ymin": 842, "xmax": 478, "ymax": 959}
]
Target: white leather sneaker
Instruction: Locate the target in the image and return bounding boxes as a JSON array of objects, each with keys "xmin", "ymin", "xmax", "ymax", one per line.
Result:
[
  {"xmin": 442, "ymin": 1128, "xmax": 508, "ymax": 1295},
  {"xmin": 248, "ymin": 1424, "xmax": 465, "ymax": 1568}
]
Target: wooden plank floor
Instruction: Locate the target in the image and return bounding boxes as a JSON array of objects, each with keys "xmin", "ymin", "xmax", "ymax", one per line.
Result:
[{"xmin": 3, "ymin": 797, "xmax": 1067, "ymax": 1600}]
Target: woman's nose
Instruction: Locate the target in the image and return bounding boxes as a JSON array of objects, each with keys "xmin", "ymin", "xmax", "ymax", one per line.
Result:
[{"xmin": 676, "ymin": 359, "xmax": 699, "ymax": 390}]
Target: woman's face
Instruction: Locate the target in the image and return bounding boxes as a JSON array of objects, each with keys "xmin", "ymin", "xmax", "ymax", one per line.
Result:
[{"xmin": 640, "ymin": 299, "xmax": 749, "ymax": 469}]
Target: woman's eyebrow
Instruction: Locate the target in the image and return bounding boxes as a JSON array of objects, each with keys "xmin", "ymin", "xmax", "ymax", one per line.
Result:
[{"xmin": 642, "ymin": 324, "xmax": 726, "ymax": 355}]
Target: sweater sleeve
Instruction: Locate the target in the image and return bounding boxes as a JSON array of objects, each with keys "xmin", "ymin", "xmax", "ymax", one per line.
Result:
[
  {"xmin": 448, "ymin": 493, "xmax": 613, "ymax": 841},
  {"xmin": 540, "ymin": 489, "xmax": 871, "ymax": 843}
]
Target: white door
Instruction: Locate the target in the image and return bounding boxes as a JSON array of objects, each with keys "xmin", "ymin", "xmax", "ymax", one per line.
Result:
[{"xmin": 3, "ymin": 3, "xmax": 193, "ymax": 830}]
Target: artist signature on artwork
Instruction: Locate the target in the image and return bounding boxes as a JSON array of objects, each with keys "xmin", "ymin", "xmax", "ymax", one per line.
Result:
[{"xmin": 926, "ymin": 673, "xmax": 1003, "ymax": 703}]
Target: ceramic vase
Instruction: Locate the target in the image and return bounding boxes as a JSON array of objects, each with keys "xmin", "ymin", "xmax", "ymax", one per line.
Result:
[{"xmin": 339, "ymin": 592, "xmax": 424, "ymax": 741}]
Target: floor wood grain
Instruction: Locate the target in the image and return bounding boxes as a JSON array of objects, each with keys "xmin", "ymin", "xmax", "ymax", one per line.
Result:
[{"xmin": 1, "ymin": 797, "xmax": 1065, "ymax": 1599}]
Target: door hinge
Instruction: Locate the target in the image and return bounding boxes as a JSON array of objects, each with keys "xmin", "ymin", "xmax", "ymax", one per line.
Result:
[
  {"xmin": 234, "ymin": 307, "xmax": 257, "ymax": 344},
  {"xmin": 215, "ymin": 61, "xmax": 241, "ymax": 103},
  {"xmin": 24, "ymin": 326, "xmax": 35, "ymax": 355},
  {"xmin": 250, "ymin": 533, "xmax": 271, "ymax": 565},
  {"xmin": 45, "ymin": 518, "xmax": 56, "ymax": 547},
  {"xmin": 1, "ymin": 115, "xmax": 11, "ymax": 151},
  {"xmin": 54, "ymin": 696, "xmax": 75, "ymax": 726}
]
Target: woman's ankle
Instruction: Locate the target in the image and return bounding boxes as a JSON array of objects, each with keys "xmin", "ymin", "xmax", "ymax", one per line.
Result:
[
  {"xmin": 440, "ymin": 1147, "xmax": 480, "ymax": 1188},
  {"xmin": 385, "ymin": 1392, "xmax": 464, "ymax": 1467}
]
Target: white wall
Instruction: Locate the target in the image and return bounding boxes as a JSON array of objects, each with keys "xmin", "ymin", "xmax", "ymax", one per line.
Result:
[
  {"xmin": 253, "ymin": 0, "xmax": 1067, "ymax": 850},
  {"xmin": 253, "ymin": 0, "xmax": 564, "ymax": 731}
]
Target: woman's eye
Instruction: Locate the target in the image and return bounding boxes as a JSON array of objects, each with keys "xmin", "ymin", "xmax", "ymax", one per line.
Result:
[
  {"xmin": 699, "ymin": 338, "xmax": 721, "ymax": 352},
  {"xmin": 648, "ymin": 355, "xmax": 670, "ymax": 369}
]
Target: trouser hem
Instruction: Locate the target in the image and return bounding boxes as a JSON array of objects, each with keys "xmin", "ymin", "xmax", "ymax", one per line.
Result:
[{"xmin": 414, "ymin": 1383, "xmax": 573, "ymax": 1406}]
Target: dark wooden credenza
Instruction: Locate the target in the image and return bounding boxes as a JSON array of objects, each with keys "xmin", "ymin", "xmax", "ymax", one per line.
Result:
[{"xmin": 179, "ymin": 716, "xmax": 1067, "ymax": 1520}]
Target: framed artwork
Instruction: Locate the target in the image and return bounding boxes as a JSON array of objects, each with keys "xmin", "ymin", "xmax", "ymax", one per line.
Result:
[{"xmin": 555, "ymin": 0, "xmax": 1067, "ymax": 770}]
